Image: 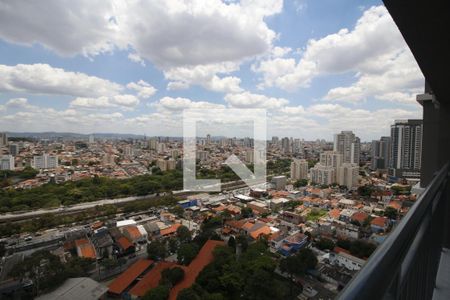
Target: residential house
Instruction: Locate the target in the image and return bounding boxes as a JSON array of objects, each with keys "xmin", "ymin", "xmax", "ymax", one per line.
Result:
[{"xmin": 370, "ymin": 216, "xmax": 389, "ymax": 233}]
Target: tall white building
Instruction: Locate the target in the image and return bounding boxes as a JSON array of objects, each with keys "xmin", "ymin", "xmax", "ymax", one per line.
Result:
[
  {"xmin": 310, "ymin": 164, "xmax": 336, "ymax": 186},
  {"xmin": 196, "ymin": 150, "xmax": 208, "ymax": 161},
  {"xmin": 310, "ymin": 151, "xmax": 358, "ymax": 187},
  {"xmin": 320, "ymin": 151, "xmax": 343, "ymax": 169},
  {"xmin": 33, "ymin": 154, "xmax": 58, "ymax": 169},
  {"xmin": 245, "ymin": 150, "xmax": 254, "ymax": 164},
  {"xmin": 334, "ymin": 131, "xmax": 361, "ymax": 164},
  {"xmin": 290, "ymin": 159, "xmax": 308, "ymax": 180},
  {"xmin": 0, "ymin": 155, "xmax": 15, "ymax": 170},
  {"xmin": 338, "ymin": 163, "xmax": 359, "ymax": 189}
]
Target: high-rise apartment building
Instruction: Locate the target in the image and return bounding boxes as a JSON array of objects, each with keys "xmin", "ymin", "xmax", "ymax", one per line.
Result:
[
  {"xmin": 281, "ymin": 137, "xmax": 291, "ymax": 154},
  {"xmin": 0, "ymin": 132, "xmax": 7, "ymax": 148},
  {"xmin": 390, "ymin": 119, "xmax": 423, "ymax": 178},
  {"xmin": 371, "ymin": 137, "xmax": 391, "ymax": 170},
  {"xmin": 310, "ymin": 151, "xmax": 341, "ymax": 186},
  {"xmin": 338, "ymin": 163, "xmax": 359, "ymax": 189},
  {"xmin": 320, "ymin": 151, "xmax": 343, "ymax": 169},
  {"xmin": 0, "ymin": 155, "xmax": 15, "ymax": 170},
  {"xmin": 9, "ymin": 144, "xmax": 19, "ymax": 156},
  {"xmin": 310, "ymin": 164, "xmax": 336, "ymax": 186},
  {"xmin": 290, "ymin": 159, "xmax": 308, "ymax": 180},
  {"xmin": 310, "ymin": 150, "xmax": 359, "ymax": 188},
  {"xmin": 334, "ymin": 131, "xmax": 361, "ymax": 164},
  {"xmin": 245, "ymin": 150, "xmax": 254, "ymax": 164},
  {"xmin": 33, "ymin": 154, "xmax": 58, "ymax": 169}
]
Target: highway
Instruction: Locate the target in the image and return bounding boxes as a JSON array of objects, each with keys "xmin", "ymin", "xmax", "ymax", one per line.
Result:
[
  {"xmin": 0, "ymin": 194, "xmax": 158, "ymax": 222},
  {"xmin": 0, "ymin": 174, "xmax": 274, "ymax": 223}
]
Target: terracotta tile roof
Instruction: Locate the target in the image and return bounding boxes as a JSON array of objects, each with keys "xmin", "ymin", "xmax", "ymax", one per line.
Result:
[
  {"xmin": 160, "ymin": 223, "xmax": 182, "ymax": 236},
  {"xmin": 388, "ymin": 200, "xmax": 402, "ymax": 210},
  {"xmin": 129, "ymin": 261, "xmax": 177, "ymax": 297},
  {"xmin": 169, "ymin": 240, "xmax": 225, "ymax": 300},
  {"xmin": 75, "ymin": 239, "xmax": 96, "ymax": 259},
  {"xmin": 123, "ymin": 226, "xmax": 142, "ymax": 240},
  {"xmin": 225, "ymin": 219, "xmax": 247, "ymax": 230},
  {"xmin": 334, "ymin": 246, "xmax": 350, "ymax": 255},
  {"xmin": 371, "ymin": 216, "xmax": 388, "ymax": 227},
  {"xmin": 329, "ymin": 208, "xmax": 341, "ymax": 219},
  {"xmin": 249, "ymin": 226, "xmax": 271, "ymax": 240},
  {"xmin": 351, "ymin": 212, "xmax": 368, "ymax": 223},
  {"xmin": 108, "ymin": 259, "xmax": 154, "ymax": 295},
  {"xmin": 117, "ymin": 236, "xmax": 134, "ymax": 250},
  {"xmin": 242, "ymin": 221, "xmax": 255, "ymax": 231}
]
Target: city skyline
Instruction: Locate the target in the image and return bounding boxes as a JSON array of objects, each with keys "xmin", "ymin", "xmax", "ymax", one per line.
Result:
[{"xmin": 0, "ymin": 1, "xmax": 422, "ymax": 141}]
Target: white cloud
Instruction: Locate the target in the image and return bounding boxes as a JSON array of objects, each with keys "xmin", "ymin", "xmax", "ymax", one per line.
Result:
[
  {"xmin": 0, "ymin": 1, "xmax": 283, "ymax": 92},
  {"xmin": 127, "ymin": 53, "xmax": 146, "ymax": 66},
  {"xmin": 153, "ymin": 96, "xmax": 225, "ymax": 112},
  {"xmin": 70, "ymin": 94, "xmax": 139, "ymax": 109},
  {"xmin": 324, "ymin": 50, "xmax": 423, "ymax": 104},
  {"xmin": 253, "ymin": 5, "xmax": 423, "ymax": 100},
  {"xmin": 0, "ymin": 63, "xmax": 123, "ymax": 97},
  {"xmin": 164, "ymin": 62, "xmax": 243, "ymax": 93},
  {"xmin": 5, "ymin": 98, "xmax": 28, "ymax": 107},
  {"xmin": 279, "ymin": 105, "xmax": 305, "ymax": 115},
  {"xmin": 0, "ymin": 0, "xmax": 119, "ymax": 57},
  {"xmin": 0, "ymin": 0, "xmax": 282, "ymax": 67},
  {"xmin": 118, "ymin": 0, "xmax": 282, "ymax": 67},
  {"xmin": 224, "ymin": 91, "xmax": 289, "ymax": 109},
  {"xmin": 126, "ymin": 80, "xmax": 157, "ymax": 98}
]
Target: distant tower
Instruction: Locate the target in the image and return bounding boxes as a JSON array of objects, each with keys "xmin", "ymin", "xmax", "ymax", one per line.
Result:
[
  {"xmin": 334, "ymin": 131, "xmax": 361, "ymax": 164},
  {"xmin": 0, "ymin": 132, "xmax": 7, "ymax": 148}
]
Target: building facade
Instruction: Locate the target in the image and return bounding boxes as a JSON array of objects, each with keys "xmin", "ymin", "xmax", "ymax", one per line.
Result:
[
  {"xmin": 33, "ymin": 154, "xmax": 58, "ymax": 169},
  {"xmin": 0, "ymin": 155, "xmax": 15, "ymax": 170},
  {"xmin": 389, "ymin": 119, "xmax": 423, "ymax": 178},
  {"xmin": 334, "ymin": 131, "xmax": 361, "ymax": 164},
  {"xmin": 290, "ymin": 158, "xmax": 308, "ymax": 180}
]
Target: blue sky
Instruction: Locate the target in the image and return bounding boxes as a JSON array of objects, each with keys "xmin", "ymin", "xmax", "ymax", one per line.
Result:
[{"xmin": 0, "ymin": 0, "xmax": 423, "ymax": 141}]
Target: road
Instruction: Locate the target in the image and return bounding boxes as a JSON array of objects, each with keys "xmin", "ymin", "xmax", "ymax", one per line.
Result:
[
  {"xmin": 0, "ymin": 194, "xmax": 158, "ymax": 222},
  {"xmin": 0, "ymin": 173, "xmax": 273, "ymax": 223}
]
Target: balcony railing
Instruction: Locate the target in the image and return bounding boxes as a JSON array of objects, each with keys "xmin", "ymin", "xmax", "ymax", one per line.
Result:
[{"xmin": 338, "ymin": 162, "xmax": 450, "ymax": 300}]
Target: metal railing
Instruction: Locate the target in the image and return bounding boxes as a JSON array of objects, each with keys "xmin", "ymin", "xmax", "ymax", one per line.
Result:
[{"xmin": 338, "ymin": 162, "xmax": 450, "ymax": 300}]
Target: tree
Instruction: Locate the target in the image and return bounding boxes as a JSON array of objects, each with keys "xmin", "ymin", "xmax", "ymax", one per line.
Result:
[
  {"xmin": 176, "ymin": 225, "xmax": 192, "ymax": 243},
  {"xmin": 294, "ymin": 179, "xmax": 308, "ymax": 188},
  {"xmin": 240, "ymin": 207, "xmax": 253, "ymax": 218},
  {"xmin": 358, "ymin": 185, "xmax": 374, "ymax": 197},
  {"xmin": 177, "ymin": 243, "xmax": 199, "ymax": 265},
  {"xmin": 315, "ymin": 238, "xmax": 335, "ymax": 251},
  {"xmin": 147, "ymin": 240, "xmax": 167, "ymax": 260},
  {"xmin": 168, "ymin": 237, "xmax": 179, "ymax": 254},
  {"xmin": 384, "ymin": 207, "xmax": 398, "ymax": 220},
  {"xmin": 227, "ymin": 236, "xmax": 236, "ymax": 249},
  {"xmin": 236, "ymin": 234, "xmax": 248, "ymax": 252},
  {"xmin": 160, "ymin": 267, "xmax": 185, "ymax": 286},
  {"xmin": 177, "ymin": 287, "xmax": 201, "ymax": 300},
  {"xmin": 169, "ymin": 205, "xmax": 185, "ymax": 217},
  {"xmin": 143, "ymin": 284, "xmax": 170, "ymax": 300},
  {"xmin": 244, "ymin": 269, "xmax": 281, "ymax": 300}
]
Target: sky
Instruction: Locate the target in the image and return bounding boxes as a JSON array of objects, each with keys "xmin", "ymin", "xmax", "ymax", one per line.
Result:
[{"xmin": 0, "ymin": 0, "xmax": 424, "ymax": 141}]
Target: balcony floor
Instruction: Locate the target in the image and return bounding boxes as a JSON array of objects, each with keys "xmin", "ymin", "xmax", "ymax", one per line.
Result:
[{"xmin": 433, "ymin": 248, "xmax": 450, "ymax": 300}]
